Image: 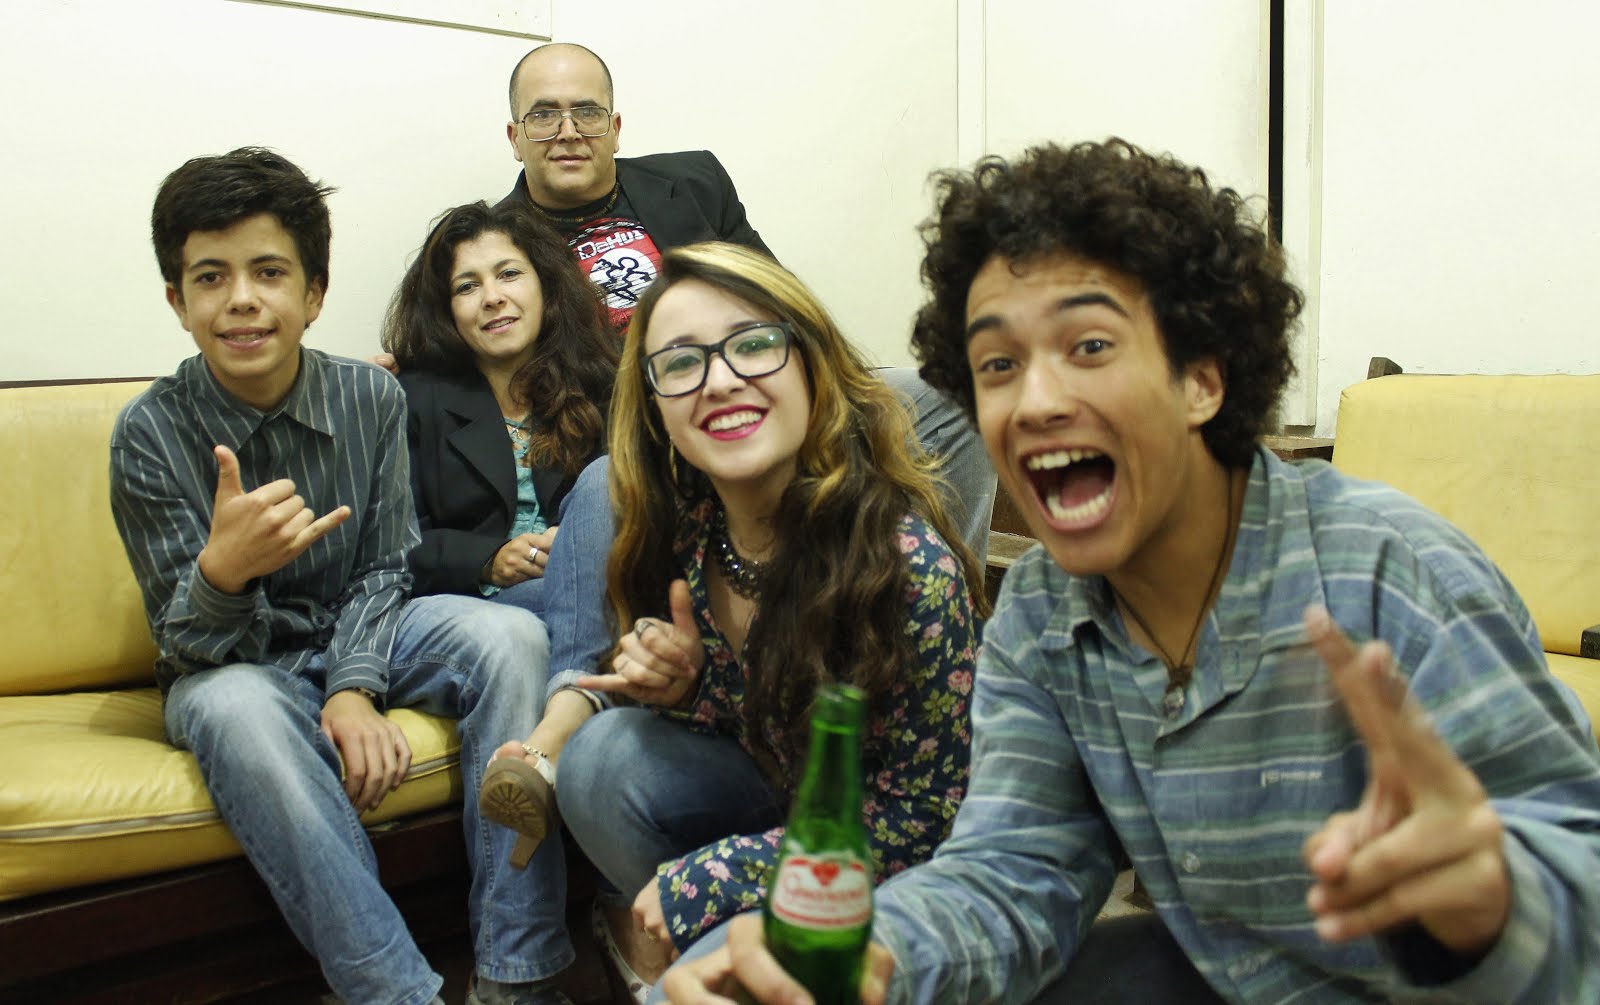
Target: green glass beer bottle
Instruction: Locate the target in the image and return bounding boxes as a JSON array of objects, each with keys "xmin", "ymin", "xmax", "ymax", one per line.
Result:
[{"xmin": 763, "ymin": 683, "xmax": 874, "ymax": 1004}]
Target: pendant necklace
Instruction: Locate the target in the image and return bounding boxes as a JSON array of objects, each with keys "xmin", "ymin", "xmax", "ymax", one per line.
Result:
[{"xmin": 1111, "ymin": 473, "xmax": 1238, "ymax": 695}]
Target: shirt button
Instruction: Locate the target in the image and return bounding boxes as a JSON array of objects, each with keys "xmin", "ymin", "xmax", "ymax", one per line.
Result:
[
  {"xmin": 1163, "ymin": 689, "xmax": 1185, "ymax": 717},
  {"xmin": 1181, "ymin": 852, "xmax": 1201, "ymax": 874}
]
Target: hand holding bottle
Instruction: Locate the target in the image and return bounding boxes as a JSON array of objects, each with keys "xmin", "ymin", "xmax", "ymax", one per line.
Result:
[{"xmin": 660, "ymin": 911, "xmax": 895, "ymax": 1005}]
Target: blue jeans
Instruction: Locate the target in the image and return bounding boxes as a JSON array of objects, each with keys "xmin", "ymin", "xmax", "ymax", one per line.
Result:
[
  {"xmin": 163, "ymin": 594, "xmax": 572, "ymax": 1005},
  {"xmin": 877, "ymin": 367, "xmax": 995, "ymax": 562},
  {"xmin": 558, "ymin": 708, "xmax": 783, "ymax": 903},
  {"xmin": 491, "ymin": 455, "xmax": 615, "ymax": 699},
  {"xmin": 1033, "ymin": 914, "xmax": 1225, "ymax": 1003}
]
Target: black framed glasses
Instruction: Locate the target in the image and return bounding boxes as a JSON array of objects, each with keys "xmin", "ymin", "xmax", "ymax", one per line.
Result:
[
  {"xmin": 520, "ymin": 106, "xmax": 612, "ymax": 141},
  {"xmin": 644, "ymin": 323, "xmax": 795, "ymax": 398}
]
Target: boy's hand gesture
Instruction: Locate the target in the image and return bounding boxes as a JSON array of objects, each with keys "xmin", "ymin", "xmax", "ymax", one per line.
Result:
[
  {"xmin": 198, "ymin": 445, "xmax": 351, "ymax": 594},
  {"xmin": 581, "ymin": 579, "xmax": 703, "ymax": 707},
  {"xmin": 321, "ymin": 689, "xmax": 411, "ymax": 813},
  {"xmin": 1301, "ymin": 606, "xmax": 1510, "ymax": 957}
]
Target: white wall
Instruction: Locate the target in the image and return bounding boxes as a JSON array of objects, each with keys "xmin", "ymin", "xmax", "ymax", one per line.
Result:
[
  {"xmin": 2, "ymin": 0, "xmax": 532, "ymax": 380},
  {"xmin": 981, "ymin": 0, "xmax": 1269, "ymax": 201},
  {"xmin": 9, "ymin": 1, "xmax": 1593, "ymax": 427},
  {"xmin": 1312, "ymin": 0, "xmax": 1600, "ymax": 434},
  {"xmin": 0, "ymin": 0, "xmax": 958, "ymax": 380}
]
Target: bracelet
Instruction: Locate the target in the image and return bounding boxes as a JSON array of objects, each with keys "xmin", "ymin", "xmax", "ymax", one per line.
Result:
[{"xmin": 554, "ymin": 684, "xmax": 604, "ymax": 715}]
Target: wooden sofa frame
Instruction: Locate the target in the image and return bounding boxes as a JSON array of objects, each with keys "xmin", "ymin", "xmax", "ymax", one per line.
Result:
[{"xmin": 0, "ymin": 811, "xmax": 468, "ymax": 1003}]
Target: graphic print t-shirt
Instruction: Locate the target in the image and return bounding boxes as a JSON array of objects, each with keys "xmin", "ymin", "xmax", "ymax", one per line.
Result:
[{"xmin": 562, "ymin": 189, "xmax": 661, "ymax": 332}]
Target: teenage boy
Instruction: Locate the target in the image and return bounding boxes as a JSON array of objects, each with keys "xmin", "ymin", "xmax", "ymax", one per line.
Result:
[
  {"xmin": 661, "ymin": 140, "xmax": 1600, "ymax": 1003},
  {"xmin": 112, "ymin": 147, "xmax": 574, "ymax": 1005}
]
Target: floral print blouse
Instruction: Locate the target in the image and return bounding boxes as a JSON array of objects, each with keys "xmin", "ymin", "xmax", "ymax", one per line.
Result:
[{"xmin": 653, "ymin": 499, "xmax": 979, "ymax": 948}]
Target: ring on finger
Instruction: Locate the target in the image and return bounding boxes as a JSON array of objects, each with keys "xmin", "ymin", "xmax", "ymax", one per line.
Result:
[
  {"xmin": 634, "ymin": 618, "xmax": 651, "ymax": 641},
  {"xmin": 529, "ymin": 546, "xmax": 541, "ymax": 562}
]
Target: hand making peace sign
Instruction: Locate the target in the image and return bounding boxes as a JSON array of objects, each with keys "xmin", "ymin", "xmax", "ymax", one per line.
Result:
[{"xmin": 1301, "ymin": 605, "xmax": 1510, "ymax": 957}]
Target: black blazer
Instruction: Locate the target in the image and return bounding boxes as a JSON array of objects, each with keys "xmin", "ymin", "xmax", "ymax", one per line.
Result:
[
  {"xmin": 499, "ymin": 150, "xmax": 774, "ymax": 258},
  {"xmin": 397, "ymin": 369, "xmax": 590, "ymax": 596}
]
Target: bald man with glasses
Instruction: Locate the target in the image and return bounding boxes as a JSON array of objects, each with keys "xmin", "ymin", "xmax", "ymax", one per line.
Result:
[{"xmin": 498, "ymin": 42, "xmax": 997, "ymax": 560}]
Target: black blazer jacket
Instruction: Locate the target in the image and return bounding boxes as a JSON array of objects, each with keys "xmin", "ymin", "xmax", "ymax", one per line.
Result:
[
  {"xmin": 499, "ymin": 149, "xmax": 774, "ymax": 257},
  {"xmin": 398, "ymin": 369, "xmax": 590, "ymax": 596}
]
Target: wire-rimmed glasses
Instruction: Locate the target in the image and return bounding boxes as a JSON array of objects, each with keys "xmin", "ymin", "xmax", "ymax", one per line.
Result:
[{"xmin": 520, "ymin": 106, "xmax": 612, "ymax": 141}]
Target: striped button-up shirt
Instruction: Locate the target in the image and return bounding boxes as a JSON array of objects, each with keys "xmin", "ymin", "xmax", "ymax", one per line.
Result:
[
  {"xmin": 875, "ymin": 447, "xmax": 1600, "ymax": 1004},
  {"xmin": 110, "ymin": 349, "xmax": 417, "ymax": 697}
]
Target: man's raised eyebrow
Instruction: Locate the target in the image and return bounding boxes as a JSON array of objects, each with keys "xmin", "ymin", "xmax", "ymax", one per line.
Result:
[{"xmin": 964, "ymin": 291, "xmax": 1129, "ymax": 341}]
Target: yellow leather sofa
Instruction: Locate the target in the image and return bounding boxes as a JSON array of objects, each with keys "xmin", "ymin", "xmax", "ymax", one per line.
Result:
[
  {"xmin": 0, "ymin": 380, "xmax": 470, "ymax": 997},
  {"xmin": 1332, "ymin": 367, "xmax": 1600, "ymax": 728}
]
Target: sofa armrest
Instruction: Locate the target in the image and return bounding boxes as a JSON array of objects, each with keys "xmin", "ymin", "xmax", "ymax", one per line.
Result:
[{"xmin": 1583, "ymin": 624, "xmax": 1600, "ymax": 660}]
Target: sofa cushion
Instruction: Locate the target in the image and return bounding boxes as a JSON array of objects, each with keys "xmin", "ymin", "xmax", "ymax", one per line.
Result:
[
  {"xmin": 0, "ymin": 382, "xmax": 158, "ymax": 696},
  {"xmin": 1549, "ymin": 653, "xmax": 1600, "ymax": 733},
  {"xmin": 0, "ymin": 688, "xmax": 461, "ymax": 902},
  {"xmin": 1332, "ymin": 373, "xmax": 1600, "ymax": 657}
]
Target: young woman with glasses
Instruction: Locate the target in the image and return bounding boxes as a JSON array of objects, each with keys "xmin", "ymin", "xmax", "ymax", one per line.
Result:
[{"xmin": 548, "ymin": 242, "xmax": 986, "ymax": 1002}]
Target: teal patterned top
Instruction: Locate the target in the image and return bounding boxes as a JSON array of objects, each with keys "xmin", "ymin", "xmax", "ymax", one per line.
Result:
[{"xmin": 654, "ymin": 500, "xmax": 979, "ymax": 948}]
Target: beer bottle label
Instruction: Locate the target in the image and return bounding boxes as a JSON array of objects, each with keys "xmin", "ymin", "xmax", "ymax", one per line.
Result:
[{"xmin": 769, "ymin": 852, "xmax": 872, "ymax": 929}]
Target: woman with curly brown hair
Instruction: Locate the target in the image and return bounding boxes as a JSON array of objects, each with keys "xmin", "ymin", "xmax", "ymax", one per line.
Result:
[
  {"xmin": 382, "ymin": 201, "xmax": 621, "ymax": 883},
  {"xmin": 551, "ymin": 242, "xmax": 986, "ymax": 1003}
]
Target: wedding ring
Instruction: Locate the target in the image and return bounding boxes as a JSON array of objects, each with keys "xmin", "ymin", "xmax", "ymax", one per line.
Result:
[
  {"xmin": 634, "ymin": 619, "xmax": 650, "ymax": 641},
  {"xmin": 529, "ymin": 546, "xmax": 541, "ymax": 562}
]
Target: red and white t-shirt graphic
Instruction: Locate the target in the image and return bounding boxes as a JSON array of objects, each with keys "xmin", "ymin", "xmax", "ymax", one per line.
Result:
[{"xmin": 567, "ymin": 217, "xmax": 662, "ymax": 330}]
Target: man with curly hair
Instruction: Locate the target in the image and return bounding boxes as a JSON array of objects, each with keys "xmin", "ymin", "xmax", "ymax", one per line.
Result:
[{"xmin": 663, "ymin": 139, "xmax": 1600, "ymax": 1003}]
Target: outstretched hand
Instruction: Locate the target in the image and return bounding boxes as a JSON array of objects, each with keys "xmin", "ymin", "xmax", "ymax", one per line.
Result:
[
  {"xmin": 198, "ymin": 445, "xmax": 351, "ymax": 594},
  {"xmin": 661, "ymin": 912, "xmax": 895, "ymax": 1005},
  {"xmin": 580, "ymin": 579, "xmax": 703, "ymax": 706},
  {"xmin": 1301, "ymin": 605, "xmax": 1509, "ymax": 956}
]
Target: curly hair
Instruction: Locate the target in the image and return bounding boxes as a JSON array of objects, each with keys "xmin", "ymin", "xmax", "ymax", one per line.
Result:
[
  {"xmin": 607, "ymin": 242, "xmax": 986, "ymax": 788},
  {"xmin": 152, "ymin": 146, "xmax": 333, "ymax": 293},
  {"xmin": 381, "ymin": 201, "xmax": 617, "ymax": 474},
  {"xmin": 911, "ymin": 138, "xmax": 1302, "ymax": 468}
]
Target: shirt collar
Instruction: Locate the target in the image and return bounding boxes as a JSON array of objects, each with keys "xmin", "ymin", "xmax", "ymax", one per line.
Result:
[
  {"xmin": 182, "ymin": 347, "xmax": 336, "ymax": 447},
  {"xmin": 1035, "ymin": 446, "xmax": 1328, "ymax": 704}
]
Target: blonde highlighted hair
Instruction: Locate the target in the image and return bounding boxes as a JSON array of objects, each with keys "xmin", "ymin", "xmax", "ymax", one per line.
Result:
[{"xmin": 607, "ymin": 242, "xmax": 986, "ymax": 785}]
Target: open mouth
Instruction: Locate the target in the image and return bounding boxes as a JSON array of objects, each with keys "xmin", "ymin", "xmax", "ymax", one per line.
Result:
[
  {"xmin": 484, "ymin": 316, "xmax": 517, "ymax": 332},
  {"xmin": 703, "ymin": 408, "xmax": 764, "ymax": 437},
  {"xmin": 1025, "ymin": 447, "xmax": 1115, "ymax": 525},
  {"xmin": 219, "ymin": 330, "xmax": 268, "ymax": 345}
]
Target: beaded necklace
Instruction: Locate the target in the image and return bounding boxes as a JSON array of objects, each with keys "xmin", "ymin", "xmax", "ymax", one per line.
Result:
[{"xmin": 710, "ymin": 506, "xmax": 766, "ymax": 601}]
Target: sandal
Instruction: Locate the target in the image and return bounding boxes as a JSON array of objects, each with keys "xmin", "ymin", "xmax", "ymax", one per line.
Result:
[
  {"xmin": 479, "ymin": 743, "xmax": 558, "ymax": 869},
  {"xmin": 591, "ymin": 901, "xmax": 651, "ymax": 1005}
]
